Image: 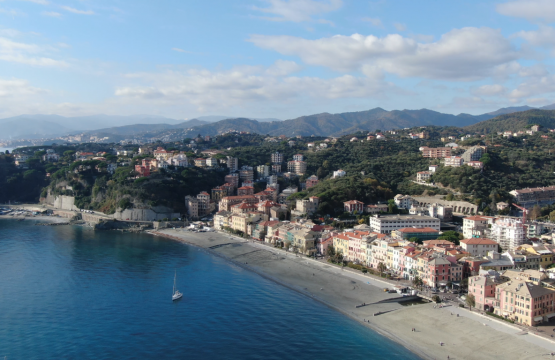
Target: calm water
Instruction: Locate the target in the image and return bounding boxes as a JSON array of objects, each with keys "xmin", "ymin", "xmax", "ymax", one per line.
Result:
[{"xmin": 0, "ymin": 221, "xmax": 420, "ymax": 360}]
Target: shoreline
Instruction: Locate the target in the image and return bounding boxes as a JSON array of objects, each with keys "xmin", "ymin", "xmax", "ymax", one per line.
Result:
[
  {"xmin": 150, "ymin": 228, "xmax": 555, "ymax": 360},
  {"xmin": 0, "ymin": 214, "xmax": 70, "ymax": 224},
  {"xmin": 149, "ymin": 230, "xmax": 429, "ymax": 358}
]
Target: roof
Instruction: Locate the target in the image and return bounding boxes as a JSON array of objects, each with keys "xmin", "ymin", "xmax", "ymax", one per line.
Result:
[
  {"xmin": 464, "ymin": 216, "xmax": 489, "ymax": 221},
  {"xmin": 423, "ymin": 239, "xmax": 455, "ymax": 246},
  {"xmin": 460, "ymin": 238, "xmax": 497, "ymax": 245},
  {"xmin": 397, "ymin": 227, "xmax": 439, "ymax": 233},
  {"xmin": 344, "ymin": 200, "xmax": 364, "ymax": 205}
]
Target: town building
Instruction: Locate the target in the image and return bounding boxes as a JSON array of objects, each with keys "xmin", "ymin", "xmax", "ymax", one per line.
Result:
[
  {"xmin": 271, "ymin": 164, "xmax": 282, "ymax": 174},
  {"xmin": 462, "ymin": 146, "xmax": 486, "ymax": 162},
  {"xmin": 394, "ymin": 194, "xmax": 415, "ymax": 209},
  {"xmin": 466, "ymin": 161, "xmax": 484, "ymax": 169},
  {"xmin": 490, "ymin": 218, "xmax": 526, "ymax": 250},
  {"xmin": 287, "ymin": 160, "xmax": 307, "ymax": 175},
  {"xmin": 462, "ymin": 216, "xmax": 493, "ymax": 239},
  {"xmin": 460, "ymin": 238, "xmax": 498, "ymax": 256},
  {"xmin": 294, "ymin": 197, "xmax": 319, "ymax": 216},
  {"xmin": 226, "ymin": 156, "xmax": 239, "ymax": 172},
  {"xmin": 332, "ymin": 169, "xmax": 346, "ymax": 178},
  {"xmin": 344, "ymin": 200, "xmax": 364, "ymax": 213},
  {"xmin": 420, "ymin": 147, "xmax": 451, "ymax": 158},
  {"xmin": 369, "ymin": 215, "xmax": 440, "ymax": 234},
  {"xmin": 444, "ymin": 156, "xmax": 463, "ymax": 167},
  {"xmin": 256, "ymin": 165, "xmax": 270, "ymax": 178},
  {"xmin": 239, "ymin": 166, "xmax": 254, "ymax": 182},
  {"xmin": 365, "ymin": 204, "xmax": 388, "ymax": 214},
  {"xmin": 305, "ymin": 175, "xmax": 319, "ymax": 189},
  {"xmin": 196, "ymin": 192, "xmax": 210, "ymax": 217},
  {"xmin": 510, "ymin": 186, "xmax": 555, "ymax": 208},
  {"xmin": 493, "ymin": 280, "xmax": 555, "ymax": 326},
  {"xmin": 391, "ymin": 227, "xmax": 440, "ymax": 241},
  {"xmin": 293, "ymin": 154, "xmax": 304, "ymax": 161},
  {"xmin": 237, "ymin": 186, "xmax": 254, "ymax": 196},
  {"xmin": 185, "ymin": 195, "xmax": 199, "ymax": 219},
  {"xmin": 219, "ymin": 195, "xmax": 258, "ymax": 211},
  {"xmin": 416, "ymin": 171, "xmax": 431, "ymax": 182},
  {"xmin": 271, "ymin": 152, "xmax": 283, "ymax": 164},
  {"xmin": 225, "ymin": 173, "xmax": 240, "ymax": 189}
]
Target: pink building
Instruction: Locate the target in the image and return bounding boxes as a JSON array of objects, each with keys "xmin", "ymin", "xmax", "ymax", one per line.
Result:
[
  {"xmin": 344, "ymin": 200, "xmax": 364, "ymax": 213},
  {"xmin": 427, "ymin": 257, "xmax": 451, "ymax": 288},
  {"xmin": 493, "ymin": 281, "xmax": 555, "ymax": 326},
  {"xmin": 468, "ymin": 275, "xmax": 500, "ymax": 311}
]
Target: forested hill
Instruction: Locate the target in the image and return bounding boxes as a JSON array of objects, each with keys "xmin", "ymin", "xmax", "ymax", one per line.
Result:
[
  {"xmin": 182, "ymin": 108, "xmax": 493, "ymax": 137},
  {"xmin": 464, "ymin": 110, "xmax": 555, "ymax": 134}
]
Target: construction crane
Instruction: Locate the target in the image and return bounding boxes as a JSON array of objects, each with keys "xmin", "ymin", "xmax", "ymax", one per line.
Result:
[{"xmin": 512, "ymin": 203, "xmax": 528, "ymax": 223}]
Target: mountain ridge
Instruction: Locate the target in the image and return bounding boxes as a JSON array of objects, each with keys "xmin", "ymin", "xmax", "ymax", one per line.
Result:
[{"xmin": 1, "ymin": 103, "xmax": 554, "ymax": 140}]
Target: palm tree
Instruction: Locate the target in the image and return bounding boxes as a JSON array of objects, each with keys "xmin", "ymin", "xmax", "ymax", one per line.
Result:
[
  {"xmin": 377, "ymin": 262, "xmax": 387, "ymax": 277},
  {"xmin": 466, "ymin": 293, "xmax": 476, "ymax": 311},
  {"xmin": 412, "ymin": 276, "xmax": 423, "ymax": 290}
]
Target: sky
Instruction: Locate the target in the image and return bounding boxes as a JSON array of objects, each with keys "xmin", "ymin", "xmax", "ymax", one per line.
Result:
[{"xmin": 1, "ymin": 0, "xmax": 555, "ymax": 121}]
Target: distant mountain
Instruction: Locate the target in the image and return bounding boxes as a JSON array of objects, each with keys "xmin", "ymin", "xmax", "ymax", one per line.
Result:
[
  {"xmin": 85, "ymin": 119, "xmax": 208, "ymax": 137},
  {"xmin": 0, "ymin": 114, "xmax": 182, "ymax": 140},
  {"xmin": 176, "ymin": 108, "xmax": 496, "ymax": 137},
  {"xmin": 464, "ymin": 109, "xmax": 555, "ymax": 133},
  {"xmin": 1, "ymin": 103, "xmax": 553, "ymax": 140},
  {"xmin": 487, "ymin": 106, "xmax": 535, "ymax": 117},
  {"xmin": 194, "ymin": 115, "xmax": 281, "ymax": 123}
]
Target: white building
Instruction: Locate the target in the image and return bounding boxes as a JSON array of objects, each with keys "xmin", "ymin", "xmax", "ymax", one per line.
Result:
[
  {"xmin": 462, "ymin": 216, "xmax": 493, "ymax": 239},
  {"xmin": 460, "ymin": 238, "xmax": 498, "ymax": 256},
  {"xmin": 490, "ymin": 218, "xmax": 526, "ymax": 251},
  {"xmin": 333, "ymin": 169, "xmax": 346, "ymax": 178},
  {"xmin": 417, "ymin": 171, "xmax": 431, "ymax": 182},
  {"xmin": 369, "ymin": 215, "xmax": 440, "ymax": 234},
  {"xmin": 394, "ymin": 194, "xmax": 415, "ymax": 209}
]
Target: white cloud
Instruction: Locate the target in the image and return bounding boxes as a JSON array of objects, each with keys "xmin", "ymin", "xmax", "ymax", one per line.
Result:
[
  {"xmin": 509, "ymin": 74, "xmax": 555, "ymax": 99},
  {"xmin": 497, "ymin": 0, "xmax": 555, "ymax": 22},
  {"xmin": 0, "ymin": 77, "xmax": 46, "ymax": 97},
  {"xmin": 114, "ymin": 61, "xmax": 396, "ymax": 112},
  {"xmin": 362, "ymin": 17, "xmax": 383, "ymax": 28},
  {"xmin": 61, "ymin": 6, "xmax": 94, "ymax": 15},
  {"xmin": 516, "ymin": 25, "xmax": 555, "ymax": 48},
  {"xmin": 249, "ymin": 27, "xmax": 520, "ymax": 81},
  {"xmin": 252, "ymin": 0, "xmax": 342, "ymax": 23},
  {"xmin": 393, "ymin": 22, "xmax": 406, "ymax": 31},
  {"xmin": 42, "ymin": 11, "xmax": 61, "ymax": 17},
  {"xmin": 19, "ymin": 0, "xmax": 49, "ymax": 4},
  {"xmin": 472, "ymin": 84, "xmax": 507, "ymax": 96},
  {"xmin": 172, "ymin": 47, "xmax": 186, "ymax": 53},
  {"xmin": 0, "ymin": 37, "xmax": 69, "ymax": 67}
]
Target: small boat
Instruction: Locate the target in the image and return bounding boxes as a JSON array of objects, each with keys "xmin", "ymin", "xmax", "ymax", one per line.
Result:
[{"xmin": 172, "ymin": 270, "xmax": 182, "ymax": 301}]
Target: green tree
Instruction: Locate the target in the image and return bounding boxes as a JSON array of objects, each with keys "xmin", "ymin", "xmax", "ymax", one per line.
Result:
[
  {"xmin": 466, "ymin": 293, "xmax": 476, "ymax": 310},
  {"xmin": 412, "ymin": 276, "xmax": 423, "ymax": 290},
  {"xmin": 326, "ymin": 245, "xmax": 335, "ymax": 258},
  {"xmin": 377, "ymin": 262, "xmax": 387, "ymax": 276}
]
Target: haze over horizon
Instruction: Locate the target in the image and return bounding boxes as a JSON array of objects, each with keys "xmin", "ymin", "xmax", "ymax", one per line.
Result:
[{"xmin": 1, "ymin": 0, "xmax": 555, "ymax": 121}]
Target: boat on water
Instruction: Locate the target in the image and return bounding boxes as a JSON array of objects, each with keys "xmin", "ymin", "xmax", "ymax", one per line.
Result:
[{"xmin": 172, "ymin": 270, "xmax": 182, "ymax": 301}]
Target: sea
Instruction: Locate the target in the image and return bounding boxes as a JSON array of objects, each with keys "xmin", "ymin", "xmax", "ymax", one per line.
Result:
[{"xmin": 0, "ymin": 220, "xmax": 421, "ymax": 360}]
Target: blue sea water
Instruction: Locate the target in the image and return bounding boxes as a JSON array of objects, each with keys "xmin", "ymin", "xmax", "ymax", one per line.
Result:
[{"xmin": 0, "ymin": 221, "xmax": 421, "ymax": 360}]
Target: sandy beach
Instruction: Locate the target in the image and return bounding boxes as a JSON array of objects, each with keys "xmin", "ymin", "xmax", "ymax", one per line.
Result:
[{"xmin": 152, "ymin": 228, "xmax": 555, "ymax": 360}]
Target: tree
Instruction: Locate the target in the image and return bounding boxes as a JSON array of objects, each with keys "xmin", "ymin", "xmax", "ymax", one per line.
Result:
[
  {"xmin": 326, "ymin": 245, "xmax": 335, "ymax": 257},
  {"xmin": 530, "ymin": 204, "xmax": 541, "ymax": 221},
  {"xmin": 466, "ymin": 293, "xmax": 476, "ymax": 310},
  {"xmin": 550, "ymin": 210, "xmax": 555, "ymax": 223},
  {"xmin": 412, "ymin": 276, "xmax": 423, "ymax": 290},
  {"xmin": 377, "ymin": 262, "xmax": 387, "ymax": 276},
  {"xmin": 408, "ymin": 237, "xmax": 423, "ymax": 245},
  {"xmin": 445, "ymin": 193, "xmax": 454, "ymax": 201}
]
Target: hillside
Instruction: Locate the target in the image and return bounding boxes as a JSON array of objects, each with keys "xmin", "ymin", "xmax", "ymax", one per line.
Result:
[
  {"xmin": 464, "ymin": 109, "xmax": 555, "ymax": 133},
  {"xmin": 180, "ymin": 108, "xmax": 497, "ymax": 137}
]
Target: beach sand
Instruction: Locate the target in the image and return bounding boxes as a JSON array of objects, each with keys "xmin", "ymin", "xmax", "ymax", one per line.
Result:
[{"xmin": 152, "ymin": 228, "xmax": 555, "ymax": 360}]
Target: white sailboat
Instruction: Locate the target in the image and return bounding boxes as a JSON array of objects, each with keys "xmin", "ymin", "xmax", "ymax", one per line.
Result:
[{"xmin": 172, "ymin": 270, "xmax": 183, "ymax": 301}]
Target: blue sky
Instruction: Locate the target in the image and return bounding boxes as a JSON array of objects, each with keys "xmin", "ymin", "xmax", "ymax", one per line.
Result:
[{"xmin": 1, "ymin": 0, "xmax": 555, "ymax": 120}]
